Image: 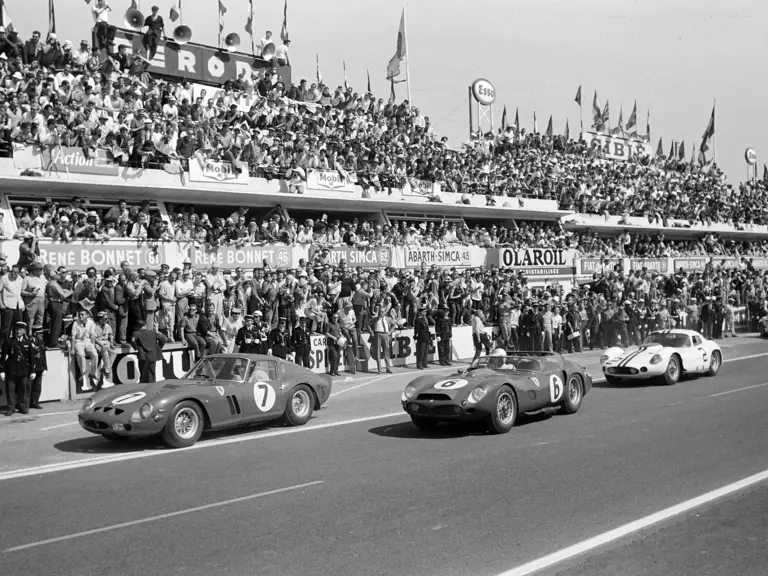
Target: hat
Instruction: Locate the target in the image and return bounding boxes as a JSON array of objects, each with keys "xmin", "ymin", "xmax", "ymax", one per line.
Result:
[
  {"xmin": 279, "ymin": 316, "xmax": 287, "ymax": 322},
  {"xmin": 0, "ymin": 53, "xmax": 7, "ymax": 60},
  {"xmin": 231, "ymin": 308, "xmax": 242, "ymax": 314},
  {"xmin": 0, "ymin": 26, "xmax": 5, "ymax": 33},
  {"xmin": 48, "ymin": 33, "xmax": 56, "ymax": 39},
  {"xmin": 14, "ymin": 321, "xmax": 26, "ymax": 329},
  {"xmin": 32, "ymin": 325, "xmax": 43, "ymax": 333},
  {"xmin": 144, "ymin": 270, "xmax": 157, "ymax": 279},
  {"xmin": 244, "ymin": 313, "xmax": 254, "ymax": 320},
  {"xmin": 28, "ymin": 261, "xmax": 43, "ymax": 271},
  {"xmin": 12, "ymin": 71, "xmax": 22, "ymax": 80},
  {"xmin": 254, "ymin": 310, "xmax": 263, "ymax": 317},
  {"xmin": 97, "ymin": 310, "xmax": 108, "ymax": 318},
  {"xmin": 0, "ymin": 253, "xmax": 7, "ymax": 262}
]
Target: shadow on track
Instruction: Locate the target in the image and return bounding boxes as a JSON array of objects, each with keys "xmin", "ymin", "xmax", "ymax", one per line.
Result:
[
  {"xmin": 593, "ymin": 375, "xmax": 699, "ymax": 389},
  {"xmin": 369, "ymin": 410, "xmax": 554, "ymax": 439}
]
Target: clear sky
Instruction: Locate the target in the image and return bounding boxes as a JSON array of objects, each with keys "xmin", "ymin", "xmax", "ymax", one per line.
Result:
[{"xmin": 6, "ymin": 0, "xmax": 765, "ymax": 183}]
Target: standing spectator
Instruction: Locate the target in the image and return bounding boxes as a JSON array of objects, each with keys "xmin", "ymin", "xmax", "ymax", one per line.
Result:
[
  {"xmin": 291, "ymin": 316, "xmax": 311, "ymax": 368},
  {"xmin": 0, "ymin": 321, "xmax": 35, "ymax": 416},
  {"xmin": 413, "ymin": 304, "xmax": 432, "ymax": 369},
  {"xmin": 235, "ymin": 314, "xmax": 259, "ymax": 353},
  {"xmin": 372, "ymin": 305, "xmax": 393, "ymax": 374},
  {"xmin": 325, "ymin": 311, "xmax": 342, "ymax": 376},
  {"xmin": 23, "ymin": 30, "xmax": 41, "ymax": 64},
  {"xmin": 45, "ymin": 271, "xmax": 71, "ymax": 348},
  {"xmin": 131, "ymin": 318, "xmax": 166, "ymax": 383},
  {"xmin": 274, "ymin": 39, "xmax": 290, "ymax": 66},
  {"xmin": 174, "ymin": 269, "xmax": 194, "ymax": 341},
  {"xmin": 269, "ymin": 317, "xmax": 290, "ymax": 359},
  {"xmin": 93, "ymin": 311, "xmax": 116, "ymax": 387},
  {"xmin": 434, "ymin": 302, "xmax": 452, "ymax": 366},
  {"xmin": 0, "ymin": 264, "xmax": 24, "ymax": 346},
  {"xmin": 338, "ymin": 299, "xmax": 358, "ymax": 374},
  {"xmin": 92, "ymin": 0, "xmax": 111, "ymax": 50},
  {"xmin": 22, "ymin": 261, "xmax": 46, "ymax": 332},
  {"xmin": 472, "ymin": 309, "xmax": 492, "ymax": 361},
  {"xmin": 142, "ymin": 6, "xmax": 165, "ymax": 61},
  {"xmin": 71, "ymin": 310, "xmax": 98, "ymax": 391},
  {"xmin": 28, "ymin": 324, "xmax": 46, "ymax": 410},
  {"xmin": 114, "ymin": 274, "xmax": 129, "ymax": 345},
  {"xmin": 142, "ymin": 270, "xmax": 158, "ymax": 329}
]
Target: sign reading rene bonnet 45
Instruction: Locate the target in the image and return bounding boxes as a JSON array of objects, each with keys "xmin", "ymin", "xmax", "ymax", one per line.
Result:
[{"xmin": 471, "ymin": 78, "xmax": 496, "ymax": 105}]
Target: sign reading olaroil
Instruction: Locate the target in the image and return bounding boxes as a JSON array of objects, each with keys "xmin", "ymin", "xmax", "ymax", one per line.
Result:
[{"xmin": 499, "ymin": 248, "xmax": 575, "ymax": 276}]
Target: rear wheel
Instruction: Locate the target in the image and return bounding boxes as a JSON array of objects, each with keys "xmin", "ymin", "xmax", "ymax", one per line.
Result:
[
  {"xmin": 284, "ymin": 385, "xmax": 314, "ymax": 426},
  {"xmin": 162, "ymin": 401, "xmax": 204, "ymax": 448},
  {"xmin": 561, "ymin": 375, "xmax": 584, "ymax": 414},
  {"xmin": 707, "ymin": 350, "xmax": 722, "ymax": 376},
  {"xmin": 485, "ymin": 386, "xmax": 517, "ymax": 434},
  {"xmin": 662, "ymin": 355, "xmax": 680, "ymax": 386},
  {"xmin": 410, "ymin": 416, "xmax": 438, "ymax": 431}
]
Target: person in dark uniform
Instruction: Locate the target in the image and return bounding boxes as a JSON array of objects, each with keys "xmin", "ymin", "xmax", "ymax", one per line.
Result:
[
  {"xmin": 291, "ymin": 316, "xmax": 311, "ymax": 368},
  {"xmin": 29, "ymin": 324, "xmax": 47, "ymax": 409},
  {"xmin": 626, "ymin": 302, "xmax": 641, "ymax": 346},
  {"xmin": 0, "ymin": 322, "xmax": 35, "ymax": 416},
  {"xmin": 325, "ymin": 312, "xmax": 342, "ymax": 376},
  {"xmin": 235, "ymin": 314, "xmax": 260, "ymax": 354},
  {"xmin": 413, "ymin": 305, "xmax": 432, "ymax": 370},
  {"xmin": 434, "ymin": 302, "xmax": 452, "ymax": 366},
  {"xmin": 564, "ymin": 302, "xmax": 582, "ymax": 353},
  {"xmin": 253, "ymin": 310, "xmax": 269, "ymax": 354},
  {"xmin": 519, "ymin": 302, "xmax": 535, "ymax": 351},
  {"xmin": 130, "ymin": 319, "xmax": 166, "ymax": 383},
  {"xmin": 269, "ymin": 317, "xmax": 290, "ymax": 359},
  {"xmin": 142, "ymin": 5, "xmax": 164, "ymax": 60}
]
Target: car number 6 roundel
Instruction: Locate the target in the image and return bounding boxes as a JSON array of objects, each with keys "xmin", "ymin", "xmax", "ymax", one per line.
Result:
[
  {"xmin": 433, "ymin": 378, "xmax": 468, "ymax": 390},
  {"xmin": 111, "ymin": 392, "xmax": 147, "ymax": 405},
  {"xmin": 253, "ymin": 382, "xmax": 276, "ymax": 412},
  {"xmin": 549, "ymin": 375, "xmax": 564, "ymax": 403}
]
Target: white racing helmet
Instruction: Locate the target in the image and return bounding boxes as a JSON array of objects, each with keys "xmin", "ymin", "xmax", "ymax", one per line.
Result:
[{"xmin": 488, "ymin": 347, "xmax": 507, "ymax": 369}]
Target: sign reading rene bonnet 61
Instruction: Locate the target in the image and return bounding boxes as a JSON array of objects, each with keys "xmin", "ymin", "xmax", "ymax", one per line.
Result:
[{"xmin": 471, "ymin": 78, "xmax": 496, "ymax": 105}]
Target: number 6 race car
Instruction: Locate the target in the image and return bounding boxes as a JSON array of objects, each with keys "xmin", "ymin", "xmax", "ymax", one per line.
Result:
[
  {"xmin": 78, "ymin": 354, "xmax": 332, "ymax": 448},
  {"xmin": 401, "ymin": 350, "xmax": 592, "ymax": 434},
  {"xmin": 600, "ymin": 329, "xmax": 722, "ymax": 385}
]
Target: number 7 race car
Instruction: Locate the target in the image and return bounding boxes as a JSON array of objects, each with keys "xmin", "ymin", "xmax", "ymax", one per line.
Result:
[
  {"xmin": 401, "ymin": 350, "xmax": 592, "ymax": 434},
  {"xmin": 600, "ymin": 329, "xmax": 722, "ymax": 385}
]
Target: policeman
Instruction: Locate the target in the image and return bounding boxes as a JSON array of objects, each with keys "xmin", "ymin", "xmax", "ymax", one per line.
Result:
[
  {"xmin": 291, "ymin": 316, "xmax": 312, "ymax": 368},
  {"xmin": 434, "ymin": 302, "xmax": 452, "ymax": 366},
  {"xmin": 413, "ymin": 305, "xmax": 432, "ymax": 370},
  {"xmin": 29, "ymin": 324, "xmax": 47, "ymax": 409},
  {"xmin": 235, "ymin": 314, "xmax": 260, "ymax": 354},
  {"xmin": 269, "ymin": 317, "xmax": 290, "ymax": 359},
  {"xmin": 0, "ymin": 321, "xmax": 35, "ymax": 416},
  {"xmin": 253, "ymin": 311, "xmax": 269, "ymax": 354}
]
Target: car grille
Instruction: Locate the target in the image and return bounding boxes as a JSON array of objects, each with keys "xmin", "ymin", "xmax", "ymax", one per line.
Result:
[
  {"xmin": 417, "ymin": 393, "xmax": 452, "ymax": 401},
  {"xmin": 432, "ymin": 405, "xmax": 460, "ymax": 416},
  {"xmin": 82, "ymin": 420, "xmax": 109, "ymax": 430},
  {"xmin": 94, "ymin": 406, "xmax": 124, "ymax": 415},
  {"xmin": 609, "ymin": 367, "xmax": 639, "ymax": 375}
]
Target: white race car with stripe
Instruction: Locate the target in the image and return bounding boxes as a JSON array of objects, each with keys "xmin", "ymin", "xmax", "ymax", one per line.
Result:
[{"xmin": 600, "ymin": 329, "xmax": 722, "ymax": 385}]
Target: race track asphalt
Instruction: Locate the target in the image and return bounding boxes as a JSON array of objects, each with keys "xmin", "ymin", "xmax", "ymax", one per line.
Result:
[{"xmin": 1, "ymin": 337, "xmax": 767, "ymax": 576}]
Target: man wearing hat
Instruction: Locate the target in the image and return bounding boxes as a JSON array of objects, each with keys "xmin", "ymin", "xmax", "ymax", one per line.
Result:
[
  {"xmin": 93, "ymin": 311, "xmax": 116, "ymax": 387},
  {"xmin": 235, "ymin": 314, "xmax": 260, "ymax": 354},
  {"xmin": 131, "ymin": 319, "xmax": 166, "ymax": 384},
  {"xmin": 291, "ymin": 316, "xmax": 312, "ymax": 368},
  {"xmin": 0, "ymin": 321, "xmax": 35, "ymax": 415},
  {"xmin": 252, "ymin": 310, "xmax": 270, "ymax": 354},
  {"xmin": 22, "ymin": 261, "xmax": 46, "ymax": 332},
  {"xmin": 269, "ymin": 317, "xmax": 290, "ymax": 359},
  {"xmin": 434, "ymin": 302, "xmax": 452, "ymax": 366},
  {"xmin": 142, "ymin": 270, "xmax": 158, "ymax": 330},
  {"xmin": 413, "ymin": 304, "xmax": 432, "ymax": 370},
  {"xmin": 28, "ymin": 324, "xmax": 47, "ymax": 409}
]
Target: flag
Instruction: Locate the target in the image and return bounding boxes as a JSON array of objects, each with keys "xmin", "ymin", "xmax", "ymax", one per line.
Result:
[
  {"xmin": 591, "ymin": 91, "xmax": 601, "ymax": 127},
  {"xmin": 343, "ymin": 61, "xmax": 348, "ymax": 90},
  {"xmin": 280, "ymin": 0, "xmax": 289, "ymax": 43},
  {"xmin": 564, "ymin": 119, "xmax": 570, "ymax": 140},
  {"xmin": 367, "ymin": 69, "xmax": 371, "ymax": 93},
  {"xmin": 316, "ymin": 54, "xmax": 322, "ymax": 85},
  {"xmin": 574, "ymin": 85, "xmax": 582, "ymax": 106},
  {"xmin": 386, "ymin": 9, "xmax": 407, "ymax": 80},
  {"xmin": 0, "ymin": 0, "xmax": 14, "ymax": 32},
  {"xmin": 668, "ymin": 140, "xmax": 675, "ymax": 158},
  {"xmin": 389, "ymin": 78, "xmax": 396, "ymax": 104},
  {"xmin": 763, "ymin": 164, "xmax": 767, "ymax": 181},
  {"xmin": 678, "ymin": 140, "xmax": 685, "ymax": 161},
  {"xmin": 700, "ymin": 105, "xmax": 715, "ymax": 154},
  {"xmin": 533, "ymin": 112, "xmax": 538, "ymax": 134},
  {"xmin": 244, "ymin": 0, "xmax": 253, "ymax": 35},
  {"xmin": 48, "ymin": 0, "xmax": 56, "ymax": 35},
  {"xmin": 514, "ymin": 107, "xmax": 520, "ymax": 133},
  {"xmin": 169, "ymin": 0, "xmax": 180, "ymax": 22},
  {"xmin": 626, "ymin": 101, "xmax": 637, "ymax": 130},
  {"xmin": 545, "ymin": 115, "xmax": 553, "ymax": 137},
  {"xmin": 698, "ymin": 149, "xmax": 707, "ymax": 165},
  {"xmin": 600, "ymin": 100, "xmax": 610, "ymax": 129},
  {"xmin": 218, "ymin": 0, "xmax": 227, "ymax": 36},
  {"xmin": 84, "ymin": 0, "xmax": 92, "ymax": 3},
  {"xmin": 617, "ymin": 107, "xmax": 624, "ymax": 133},
  {"xmin": 646, "ymin": 109, "xmax": 651, "ymax": 141},
  {"xmin": 656, "ymin": 137, "xmax": 663, "ymax": 157},
  {"xmin": 690, "ymin": 143, "xmax": 696, "ymax": 165},
  {"xmin": 501, "ymin": 106, "xmax": 508, "ymax": 130}
]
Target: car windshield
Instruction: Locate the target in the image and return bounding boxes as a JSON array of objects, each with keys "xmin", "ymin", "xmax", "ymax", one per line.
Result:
[
  {"xmin": 469, "ymin": 354, "xmax": 543, "ymax": 372},
  {"xmin": 642, "ymin": 332, "xmax": 692, "ymax": 348},
  {"xmin": 185, "ymin": 356, "xmax": 250, "ymax": 382}
]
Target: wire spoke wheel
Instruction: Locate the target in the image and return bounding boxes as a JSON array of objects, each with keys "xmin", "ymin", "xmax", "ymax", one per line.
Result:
[
  {"xmin": 174, "ymin": 407, "xmax": 199, "ymax": 439},
  {"xmin": 496, "ymin": 392, "xmax": 515, "ymax": 425},
  {"xmin": 292, "ymin": 389, "xmax": 311, "ymax": 419}
]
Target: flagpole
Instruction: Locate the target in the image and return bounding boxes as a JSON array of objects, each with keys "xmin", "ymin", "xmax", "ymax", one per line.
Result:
[
  {"xmin": 403, "ymin": 2, "xmax": 412, "ymax": 103},
  {"xmin": 713, "ymin": 98, "xmax": 717, "ymax": 164},
  {"xmin": 579, "ymin": 101, "xmax": 583, "ymax": 135},
  {"xmin": 250, "ymin": 0, "xmax": 255, "ymax": 55}
]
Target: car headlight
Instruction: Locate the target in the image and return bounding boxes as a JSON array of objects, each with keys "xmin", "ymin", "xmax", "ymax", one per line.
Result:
[
  {"xmin": 131, "ymin": 402, "xmax": 154, "ymax": 422},
  {"xmin": 82, "ymin": 398, "xmax": 94, "ymax": 411},
  {"xmin": 468, "ymin": 386, "xmax": 487, "ymax": 404},
  {"xmin": 600, "ymin": 355, "xmax": 609, "ymax": 364},
  {"xmin": 650, "ymin": 354, "xmax": 662, "ymax": 365},
  {"xmin": 403, "ymin": 384, "xmax": 417, "ymax": 401}
]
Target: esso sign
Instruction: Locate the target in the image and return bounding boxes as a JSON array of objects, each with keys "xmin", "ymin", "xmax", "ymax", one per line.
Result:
[
  {"xmin": 472, "ymin": 78, "xmax": 496, "ymax": 105},
  {"xmin": 745, "ymin": 148, "xmax": 757, "ymax": 165}
]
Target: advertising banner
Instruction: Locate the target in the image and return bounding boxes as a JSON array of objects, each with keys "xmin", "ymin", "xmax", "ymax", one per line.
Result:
[
  {"xmin": 673, "ymin": 257, "xmax": 708, "ymax": 272},
  {"xmin": 40, "ymin": 147, "xmax": 118, "ymax": 176},
  {"xmin": 12, "ymin": 145, "xmax": 43, "ymax": 171},
  {"xmin": 189, "ymin": 244, "xmax": 292, "ymax": 269},
  {"xmin": 580, "ymin": 132, "xmax": 653, "ymax": 162},
  {"xmin": 188, "ymin": 159, "xmax": 249, "ymax": 185},
  {"xmin": 628, "ymin": 258, "xmax": 669, "ymax": 274},
  {"xmin": 710, "ymin": 256, "xmax": 740, "ymax": 269},
  {"xmin": 499, "ymin": 248, "xmax": 576, "ymax": 276},
  {"xmin": 404, "ymin": 246, "xmax": 471, "ymax": 268},
  {"xmin": 578, "ymin": 257, "xmax": 624, "ymax": 276},
  {"xmin": 38, "ymin": 241, "xmax": 166, "ymax": 270},
  {"xmin": 306, "ymin": 170, "xmax": 356, "ymax": 193},
  {"xmin": 310, "ymin": 246, "xmax": 392, "ymax": 267},
  {"xmin": 747, "ymin": 256, "xmax": 768, "ymax": 270},
  {"xmin": 404, "ymin": 178, "xmax": 436, "ymax": 196}
]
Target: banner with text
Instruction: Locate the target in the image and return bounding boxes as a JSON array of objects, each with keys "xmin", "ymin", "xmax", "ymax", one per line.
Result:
[
  {"xmin": 188, "ymin": 244, "xmax": 292, "ymax": 269},
  {"xmin": 306, "ymin": 170, "xmax": 356, "ymax": 193},
  {"xmin": 38, "ymin": 242, "xmax": 167, "ymax": 270},
  {"xmin": 499, "ymin": 248, "xmax": 576, "ymax": 276},
  {"xmin": 309, "ymin": 246, "xmax": 392, "ymax": 268},
  {"xmin": 580, "ymin": 132, "xmax": 653, "ymax": 162},
  {"xmin": 579, "ymin": 257, "xmax": 624, "ymax": 275},
  {"xmin": 747, "ymin": 256, "xmax": 768, "ymax": 270},
  {"xmin": 403, "ymin": 246, "xmax": 472, "ymax": 268},
  {"xmin": 710, "ymin": 256, "xmax": 740, "ymax": 269},
  {"xmin": 404, "ymin": 178, "xmax": 437, "ymax": 196},
  {"xmin": 673, "ymin": 257, "xmax": 708, "ymax": 272},
  {"xmin": 188, "ymin": 159, "xmax": 249, "ymax": 185},
  {"xmin": 628, "ymin": 258, "xmax": 669, "ymax": 274},
  {"xmin": 40, "ymin": 147, "xmax": 119, "ymax": 176}
]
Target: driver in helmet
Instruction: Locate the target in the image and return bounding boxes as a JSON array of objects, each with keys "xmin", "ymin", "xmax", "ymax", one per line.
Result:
[{"xmin": 488, "ymin": 348, "xmax": 508, "ymax": 370}]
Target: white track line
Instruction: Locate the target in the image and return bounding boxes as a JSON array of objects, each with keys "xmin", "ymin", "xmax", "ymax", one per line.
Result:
[
  {"xmin": 40, "ymin": 422, "xmax": 79, "ymax": 431},
  {"xmin": 495, "ymin": 468, "xmax": 768, "ymax": 576},
  {"xmin": 3, "ymin": 480, "xmax": 324, "ymax": 553},
  {"xmin": 709, "ymin": 382, "xmax": 768, "ymax": 398},
  {"xmin": 331, "ymin": 366, "xmax": 457, "ymax": 397}
]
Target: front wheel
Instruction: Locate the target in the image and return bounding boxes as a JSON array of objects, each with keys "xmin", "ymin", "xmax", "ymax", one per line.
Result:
[
  {"xmin": 561, "ymin": 375, "xmax": 584, "ymax": 414},
  {"xmin": 284, "ymin": 385, "xmax": 314, "ymax": 426},
  {"xmin": 485, "ymin": 386, "xmax": 517, "ymax": 434},
  {"xmin": 707, "ymin": 350, "xmax": 722, "ymax": 376},
  {"xmin": 662, "ymin": 355, "xmax": 680, "ymax": 386},
  {"xmin": 162, "ymin": 401, "xmax": 204, "ymax": 448},
  {"xmin": 410, "ymin": 416, "xmax": 438, "ymax": 431}
]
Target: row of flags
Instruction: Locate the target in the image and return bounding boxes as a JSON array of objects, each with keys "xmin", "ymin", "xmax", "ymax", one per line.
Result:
[{"xmin": 575, "ymin": 86, "xmax": 649, "ymax": 140}]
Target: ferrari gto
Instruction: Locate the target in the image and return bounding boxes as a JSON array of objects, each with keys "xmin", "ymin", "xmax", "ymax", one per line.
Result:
[
  {"xmin": 79, "ymin": 354, "xmax": 332, "ymax": 448},
  {"xmin": 401, "ymin": 350, "xmax": 592, "ymax": 434},
  {"xmin": 600, "ymin": 329, "xmax": 722, "ymax": 385}
]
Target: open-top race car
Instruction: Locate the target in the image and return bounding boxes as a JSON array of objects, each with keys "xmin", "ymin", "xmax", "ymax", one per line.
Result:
[
  {"xmin": 79, "ymin": 354, "xmax": 332, "ymax": 448},
  {"xmin": 600, "ymin": 329, "xmax": 722, "ymax": 385},
  {"xmin": 401, "ymin": 350, "xmax": 592, "ymax": 433}
]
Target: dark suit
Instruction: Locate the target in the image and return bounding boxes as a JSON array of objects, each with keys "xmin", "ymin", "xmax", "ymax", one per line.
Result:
[
  {"xmin": 291, "ymin": 325, "xmax": 311, "ymax": 368},
  {"xmin": 0, "ymin": 335, "xmax": 34, "ymax": 412},
  {"xmin": 142, "ymin": 14, "xmax": 164, "ymax": 60},
  {"xmin": 413, "ymin": 314, "xmax": 432, "ymax": 369},
  {"xmin": 29, "ymin": 332, "xmax": 47, "ymax": 407},
  {"xmin": 131, "ymin": 329, "xmax": 166, "ymax": 383},
  {"xmin": 269, "ymin": 328, "xmax": 289, "ymax": 359},
  {"xmin": 434, "ymin": 309, "xmax": 452, "ymax": 365}
]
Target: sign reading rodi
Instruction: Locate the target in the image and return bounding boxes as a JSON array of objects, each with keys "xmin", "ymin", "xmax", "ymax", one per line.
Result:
[
  {"xmin": 306, "ymin": 170, "xmax": 355, "ymax": 192},
  {"xmin": 41, "ymin": 147, "xmax": 118, "ymax": 176},
  {"xmin": 499, "ymin": 248, "xmax": 575, "ymax": 276},
  {"xmin": 189, "ymin": 244, "xmax": 292, "ymax": 269},
  {"xmin": 189, "ymin": 159, "xmax": 249, "ymax": 185},
  {"xmin": 310, "ymin": 246, "xmax": 391, "ymax": 267},
  {"xmin": 38, "ymin": 242, "xmax": 165, "ymax": 269},
  {"xmin": 405, "ymin": 247, "xmax": 471, "ymax": 268}
]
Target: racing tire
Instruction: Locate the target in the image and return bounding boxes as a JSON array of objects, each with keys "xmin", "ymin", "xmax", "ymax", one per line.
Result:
[
  {"xmin": 101, "ymin": 433, "xmax": 130, "ymax": 443},
  {"xmin": 410, "ymin": 416, "xmax": 439, "ymax": 431},
  {"xmin": 485, "ymin": 386, "xmax": 517, "ymax": 434},
  {"xmin": 284, "ymin": 385, "xmax": 314, "ymax": 427},
  {"xmin": 162, "ymin": 400, "xmax": 204, "ymax": 448},
  {"xmin": 561, "ymin": 375, "xmax": 584, "ymax": 415},
  {"xmin": 662, "ymin": 355, "xmax": 681, "ymax": 386},
  {"xmin": 707, "ymin": 350, "xmax": 722, "ymax": 376}
]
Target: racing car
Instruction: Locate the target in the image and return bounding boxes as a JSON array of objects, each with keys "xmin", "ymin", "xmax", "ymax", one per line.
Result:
[
  {"xmin": 600, "ymin": 329, "xmax": 722, "ymax": 385},
  {"xmin": 401, "ymin": 349, "xmax": 592, "ymax": 433},
  {"xmin": 78, "ymin": 354, "xmax": 332, "ymax": 448}
]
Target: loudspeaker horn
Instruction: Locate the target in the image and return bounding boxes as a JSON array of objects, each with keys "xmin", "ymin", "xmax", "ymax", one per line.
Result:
[
  {"xmin": 224, "ymin": 32, "xmax": 240, "ymax": 52},
  {"xmin": 124, "ymin": 8, "xmax": 145, "ymax": 31},
  {"xmin": 261, "ymin": 41, "xmax": 275, "ymax": 61},
  {"xmin": 173, "ymin": 25, "xmax": 192, "ymax": 45}
]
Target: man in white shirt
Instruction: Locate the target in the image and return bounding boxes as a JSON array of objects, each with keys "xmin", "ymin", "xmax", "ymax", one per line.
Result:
[
  {"xmin": 274, "ymin": 39, "xmax": 290, "ymax": 67},
  {"xmin": 258, "ymin": 30, "xmax": 273, "ymax": 55},
  {"xmin": 0, "ymin": 265, "xmax": 25, "ymax": 343},
  {"xmin": 92, "ymin": 0, "xmax": 110, "ymax": 51},
  {"xmin": 72, "ymin": 40, "xmax": 91, "ymax": 67},
  {"xmin": 72, "ymin": 310, "xmax": 98, "ymax": 391}
]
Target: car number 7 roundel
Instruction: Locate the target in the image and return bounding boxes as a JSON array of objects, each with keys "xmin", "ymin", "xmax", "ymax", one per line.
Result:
[
  {"xmin": 549, "ymin": 375, "xmax": 564, "ymax": 403},
  {"xmin": 253, "ymin": 382, "xmax": 277, "ymax": 412}
]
